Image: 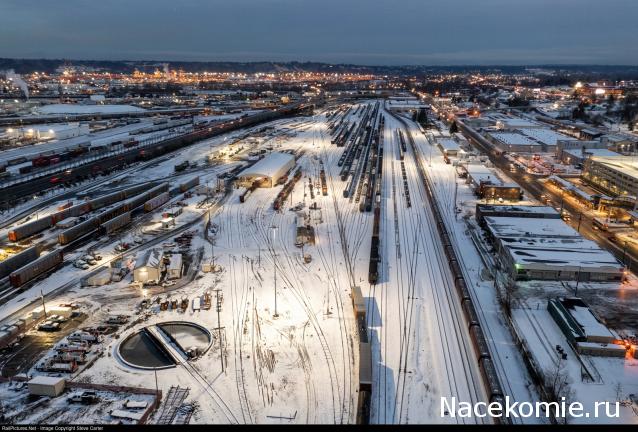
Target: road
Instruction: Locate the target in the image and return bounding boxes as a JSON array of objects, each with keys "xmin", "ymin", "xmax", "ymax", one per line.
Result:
[{"xmin": 457, "ymin": 119, "xmax": 638, "ymax": 273}]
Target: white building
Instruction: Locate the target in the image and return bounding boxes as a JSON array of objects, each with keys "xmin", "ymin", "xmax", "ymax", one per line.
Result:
[
  {"xmin": 237, "ymin": 152, "xmax": 295, "ymax": 187},
  {"xmin": 6, "ymin": 122, "xmax": 89, "ymax": 141},
  {"xmin": 167, "ymin": 254, "xmax": 183, "ymax": 280},
  {"xmin": 133, "ymin": 249, "xmax": 162, "ymax": 283}
]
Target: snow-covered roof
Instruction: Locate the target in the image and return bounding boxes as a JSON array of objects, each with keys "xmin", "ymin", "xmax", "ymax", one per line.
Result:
[
  {"xmin": 519, "ymin": 128, "xmax": 574, "ymax": 146},
  {"xmin": 28, "ymin": 375, "xmax": 65, "ymax": 386},
  {"xmin": 490, "ymin": 132, "xmax": 538, "ymax": 146},
  {"xmin": 496, "ymin": 118, "xmax": 541, "ymax": 128},
  {"xmin": 570, "ymin": 305, "xmax": 617, "ymax": 340},
  {"xmin": 36, "ymin": 104, "xmax": 146, "ymax": 115},
  {"xmin": 168, "ymin": 254, "xmax": 182, "ymax": 271},
  {"xmin": 437, "ymin": 138, "xmax": 461, "ymax": 151},
  {"xmin": 135, "ymin": 249, "xmax": 162, "ymax": 270},
  {"xmin": 238, "ymin": 152, "xmax": 295, "ymax": 179},
  {"xmin": 563, "ymin": 148, "xmax": 621, "ymax": 159},
  {"xmin": 466, "ymin": 164, "xmax": 502, "ymax": 185},
  {"xmin": 588, "ymin": 156, "xmax": 638, "ymax": 181},
  {"xmin": 485, "ymin": 216, "xmax": 581, "ymax": 239}
]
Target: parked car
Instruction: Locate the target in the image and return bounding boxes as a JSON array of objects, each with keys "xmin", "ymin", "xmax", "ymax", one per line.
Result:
[{"xmin": 38, "ymin": 321, "xmax": 60, "ymax": 332}]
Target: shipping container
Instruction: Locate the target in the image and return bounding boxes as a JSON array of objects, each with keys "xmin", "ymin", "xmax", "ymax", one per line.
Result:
[{"xmin": 9, "ymin": 250, "xmax": 63, "ymax": 287}]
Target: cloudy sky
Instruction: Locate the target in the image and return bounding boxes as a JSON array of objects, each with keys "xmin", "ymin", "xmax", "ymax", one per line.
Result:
[{"xmin": 1, "ymin": 0, "xmax": 636, "ymax": 65}]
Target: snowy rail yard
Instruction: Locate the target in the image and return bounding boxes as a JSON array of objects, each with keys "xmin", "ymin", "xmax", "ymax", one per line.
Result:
[{"xmin": 1, "ymin": 97, "xmax": 638, "ymax": 425}]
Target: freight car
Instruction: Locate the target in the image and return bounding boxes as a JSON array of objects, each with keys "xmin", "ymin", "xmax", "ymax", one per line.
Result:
[
  {"xmin": 0, "ymin": 246, "xmax": 39, "ymax": 279},
  {"xmin": 144, "ymin": 192, "xmax": 170, "ymax": 212},
  {"xmin": 390, "ymin": 111, "xmax": 507, "ymax": 414},
  {"xmin": 58, "ymin": 217, "xmax": 99, "ymax": 245},
  {"xmin": 9, "ymin": 250, "xmax": 63, "ymax": 287},
  {"xmin": 100, "ymin": 212, "xmax": 131, "ymax": 234},
  {"xmin": 179, "ymin": 176, "xmax": 200, "ymax": 193},
  {"xmin": 8, "ymin": 217, "xmax": 52, "ymax": 242}
]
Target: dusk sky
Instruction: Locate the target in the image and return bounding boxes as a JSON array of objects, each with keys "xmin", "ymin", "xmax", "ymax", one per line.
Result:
[{"xmin": 1, "ymin": 0, "xmax": 636, "ymax": 65}]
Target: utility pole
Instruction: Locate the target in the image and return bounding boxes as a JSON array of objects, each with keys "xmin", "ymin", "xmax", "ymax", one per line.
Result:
[
  {"xmin": 40, "ymin": 289, "xmax": 47, "ymax": 318},
  {"xmin": 214, "ymin": 289, "xmax": 224, "ymax": 372},
  {"xmin": 575, "ymin": 266, "xmax": 581, "ymax": 296},
  {"xmin": 577, "ymin": 212, "xmax": 583, "ymax": 233}
]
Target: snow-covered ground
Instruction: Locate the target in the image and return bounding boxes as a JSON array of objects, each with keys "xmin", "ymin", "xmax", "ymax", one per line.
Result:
[{"xmin": 6, "ymin": 101, "xmax": 635, "ymax": 424}]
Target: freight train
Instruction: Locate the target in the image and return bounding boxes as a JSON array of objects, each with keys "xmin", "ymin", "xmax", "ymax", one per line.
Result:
[
  {"xmin": 352, "ymin": 285, "xmax": 372, "ymax": 424},
  {"xmin": 391, "ymin": 112, "xmax": 506, "ymax": 415},
  {"xmin": 273, "ymin": 168, "xmax": 302, "ymax": 211}
]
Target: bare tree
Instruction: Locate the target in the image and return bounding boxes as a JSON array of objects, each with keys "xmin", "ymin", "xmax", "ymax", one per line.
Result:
[{"xmin": 544, "ymin": 356, "xmax": 575, "ymax": 424}]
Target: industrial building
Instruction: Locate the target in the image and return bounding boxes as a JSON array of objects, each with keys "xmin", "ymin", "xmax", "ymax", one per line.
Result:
[
  {"xmin": 517, "ymin": 128, "xmax": 575, "ymax": 153},
  {"xmin": 582, "ymin": 156, "xmax": 638, "ymax": 199},
  {"xmin": 133, "ymin": 249, "xmax": 162, "ymax": 284},
  {"xmin": 464, "ymin": 164, "xmax": 521, "ymax": 201},
  {"xmin": 481, "ymin": 209, "xmax": 624, "ymax": 282},
  {"xmin": 495, "ymin": 118, "xmax": 542, "ymax": 130},
  {"xmin": 475, "ymin": 204, "xmax": 560, "ymax": 227},
  {"xmin": 436, "ymin": 138, "xmax": 461, "ymax": 157},
  {"xmin": 559, "ymin": 148, "xmax": 621, "ymax": 166},
  {"xmin": 486, "ymin": 131, "xmax": 542, "ymax": 153},
  {"xmin": 548, "ymin": 297, "xmax": 618, "ymax": 344},
  {"xmin": 236, "ymin": 152, "xmax": 295, "ymax": 188},
  {"xmin": 6, "ymin": 122, "xmax": 89, "ymax": 141}
]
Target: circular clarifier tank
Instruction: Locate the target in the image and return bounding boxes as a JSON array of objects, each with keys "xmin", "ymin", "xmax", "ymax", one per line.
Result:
[
  {"xmin": 157, "ymin": 322, "xmax": 212, "ymax": 354},
  {"xmin": 117, "ymin": 321, "xmax": 212, "ymax": 370}
]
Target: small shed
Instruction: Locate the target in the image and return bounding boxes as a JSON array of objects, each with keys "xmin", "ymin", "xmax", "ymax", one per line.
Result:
[
  {"xmin": 167, "ymin": 254, "xmax": 183, "ymax": 280},
  {"xmin": 133, "ymin": 249, "xmax": 162, "ymax": 283},
  {"xmin": 28, "ymin": 375, "xmax": 66, "ymax": 397}
]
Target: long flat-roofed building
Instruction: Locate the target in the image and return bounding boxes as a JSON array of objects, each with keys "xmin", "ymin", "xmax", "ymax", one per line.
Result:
[
  {"xmin": 582, "ymin": 156, "xmax": 638, "ymax": 199},
  {"xmin": 481, "ymin": 210, "xmax": 624, "ymax": 282},
  {"xmin": 237, "ymin": 152, "xmax": 295, "ymax": 188}
]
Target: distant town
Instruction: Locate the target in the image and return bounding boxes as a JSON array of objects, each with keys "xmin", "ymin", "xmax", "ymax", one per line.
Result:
[{"xmin": 0, "ymin": 61, "xmax": 638, "ymax": 425}]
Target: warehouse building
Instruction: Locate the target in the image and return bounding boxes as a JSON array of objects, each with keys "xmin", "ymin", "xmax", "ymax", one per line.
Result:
[
  {"xmin": 486, "ymin": 131, "xmax": 543, "ymax": 153},
  {"xmin": 133, "ymin": 249, "xmax": 162, "ymax": 284},
  {"xmin": 6, "ymin": 122, "xmax": 89, "ymax": 141},
  {"xmin": 495, "ymin": 118, "xmax": 543, "ymax": 130},
  {"xmin": 517, "ymin": 128, "xmax": 576, "ymax": 153},
  {"xmin": 548, "ymin": 297, "xmax": 618, "ymax": 345},
  {"xmin": 475, "ymin": 204, "xmax": 560, "ymax": 227},
  {"xmin": 582, "ymin": 156, "xmax": 638, "ymax": 199},
  {"xmin": 464, "ymin": 164, "xmax": 522, "ymax": 201},
  {"xmin": 437, "ymin": 138, "xmax": 462, "ymax": 157},
  {"xmin": 559, "ymin": 148, "xmax": 621, "ymax": 166},
  {"xmin": 482, "ymin": 211, "xmax": 624, "ymax": 282},
  {"xmin": 236, "ymin": 152, "xmax": 295, "ymax": 188}
]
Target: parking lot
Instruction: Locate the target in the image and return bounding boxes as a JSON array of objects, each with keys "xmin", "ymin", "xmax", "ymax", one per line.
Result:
[{"xmin": 0, "ymin": 312, "xmax": 87, "ymax": 377}]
